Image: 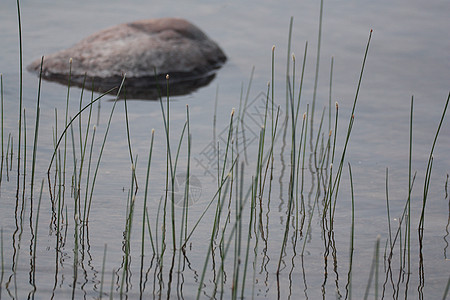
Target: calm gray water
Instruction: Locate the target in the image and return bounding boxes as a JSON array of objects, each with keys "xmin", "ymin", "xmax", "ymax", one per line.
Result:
[{"xmin": 0, "ymin": 0, "xmax": 449, "ymax": 299}]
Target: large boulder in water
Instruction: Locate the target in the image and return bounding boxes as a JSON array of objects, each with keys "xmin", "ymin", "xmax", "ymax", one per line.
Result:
[{"xmin": 27, "ymin": 18, "xmax": 227, "ymax": 99}]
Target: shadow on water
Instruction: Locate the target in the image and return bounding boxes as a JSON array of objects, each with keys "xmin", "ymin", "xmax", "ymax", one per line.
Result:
[{"xmin": 35, "ymin": 72, "xmax": 218, "ymax": 101}]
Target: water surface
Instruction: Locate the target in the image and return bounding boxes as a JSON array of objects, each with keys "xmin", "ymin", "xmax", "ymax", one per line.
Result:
[{"xmin": 0, "ymin": 0, "xmax": 449, "ymax": 299}]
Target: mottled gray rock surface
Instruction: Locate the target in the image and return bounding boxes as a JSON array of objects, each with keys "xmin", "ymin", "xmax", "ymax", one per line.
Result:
[{"xmin": 27, "ymin": 18, "xmax": 226, "ymax": 98}]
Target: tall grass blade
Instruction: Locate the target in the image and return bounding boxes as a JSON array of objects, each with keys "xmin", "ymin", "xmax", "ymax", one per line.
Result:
[
  {"xmin": 329, "ymin": 29, "xmax": 372, "ymax": 218},
  {"xmin": 15, "ymin": 0, "xmax": 23, "ymax": 197},
  {"xmin": 30, "ymin": 57, "xmax": 44, "ymax": 201},
  {"xmin": 418, "ymin": 92, "xmax": 449, "ymax": 230},
  {"xmin": 140, "ymin": 129, "xmax": 155, "ymax": 294},
  {"xmin": 30, "ymin": 179, "xmax": 44, "ymax": 297},
  {"xmin": 310, "ymin": 0, "xmax": 324, "ymax": 142},
  {"xmin": 47, "ymin": 87, "xmax": 116, "ymax": 174},
  {"xmin": 22, "ymin": 109, "xmax": 26, "ymax": 201},
  {"xmin": 345, "ymin": 163, "xmax": 355, "ymax": 300}
]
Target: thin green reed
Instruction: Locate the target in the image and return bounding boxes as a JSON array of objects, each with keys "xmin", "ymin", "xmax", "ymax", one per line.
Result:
[
  {"xmin": 6, "ymin": 134, "xmax": 12, "ymax": 181},
  {"xmin": 82, "ymin": 94, "xmax": 96, "ymax": 226},
  {"xmin": 122, "ymin": 93, "xmax": 140, "ymax": 289},
  {"xmin": 52, "ymin": 108, "xmax": 58, "ymax": 201},
  {"xmin": 294, "ymin": 42, "xmax": 308, "ymax": 129},
  {"xmin": 62, "ymin": 58, "xmax": 73, "ymax": 211},
  {"xmin": 9, "ymin": 135, "xmax": 13, "ymax": 173},
  {"xmin": 30, "ymin": 57, "xmax": 44, "ymax": 201},
  {"xmin": 313, "ymin": 107, "xmax": 326, "ymax": 166},
  {"xmin": 418, "ymin": 92, "xmax": 449, "ymax": 231},
  {"xmin": 323, "ymin": 103, "xmax": 338, "ymax": 224},
  {"xmin": 70, "ymin": 122, "xmax": 80, "ymax": 300},
  {"xmin": 183, "ymin": 105, "xmax": 191, "ymax": 242},
  {"xmin": 52, "ymin": 65, "xmax": 70, "ymax": 228},
  {"xmin": 31, "ymin": 179, "xmax": 44, "ymax": 288},
  {"xmin": 331, "ymin": 102, "xmax": 338, "ymax": 165},
  {"xmin": 123, "ymin": 90, "xmax": 136, "ymax": 170},
  {"xmin": 120, "ymin": 162, "xmax": 137, "ymax": 298},
  {"xmin": 329, "ymin": 29, "xmax": 372, "ymax": 221},
  {"xmin": 406, "ymin": 96, "xmax": 414, "ymax": 288},
  {"xmin": 254, "ymin": 85, "xmax": 270, "ymax": 253},
  {"xmin": 324, "ymin": 76, "xmax": 334, "ymax": 200},
  {"xmin": 176, "ymin": 105, "xmax": 191, "ymax": 281},
  {"xmin": 140, "ymin": 129, "xmax": 155, "ymax": 289},
  {"xmin": 145, "ymin": 206, "xmax": 157, "ymax": 256},
  {"xmin": 54, "ymin": 112, "xmax": 63, "ymax": 236},
  {"xmin": 77, "ymin": 75, "xmax": 86, "ymax": 159},
  {"xmin": 385, "ymin": 168, "xmax": 392, "ymax": 248},
  {"xmin": 168, "ymin": 114, "xmax": 190, "ymax": 297},
  {"xmin": 310, "ymin": 0, "xmax": 324, "ymax": 141},
  {"xmin": 345, "ymin": 163, "xmax": 355, "ymax": 300},
  {"xmin": 417, "ymin": 92, "xmax": 449, "ymax": 296},
  {"xmin": 285, "ymin": 17, "xmax": 293, "ymax": 113},
  {"xmin": 289, "ymin": 53, "xmax": 297, "ymax": 193},
  {"xmin": 158, "ymin": 74, "xmax": 174, "ymax": 262},
  {"xmin": 168, "ymin": 75, "xmax": 179, "ymax": 253},
  {"xmin": 298, "ymin": 110, "xmax": 308, "ymax": 232},
  {"xmin": 53, "ymin": 81, "xmax": 123, "ymax": 223},
  {"xmin": 259, "ymin": 84, "xmax": 271, "ymax": 188},
  {"xmin": 22, "ymin": 109, "xmax": 26, "ymax": 201},
  {"xmin": 77, "ymin": 80, "xmax": 94, "ymax": 222},
  {"xmin": 154, "ymin": 192, "xmax": 162, "ymax": 262},
  {"xmin": 295, "ymin": 112, "xmax": 307, "ymax": 235},
  {"xmin": 15, "ymin": 0, "xmax": 24, "ymax": 197},
  {"xmin": 47, "ymin": 85, "xmax": 116, "ymax": 214},
  {"xmin": 11, "ymin": 0, "xmax": 25, "ymax": 198},
  {"xmin": 70, "ymin": 121, "xmax": 79, "ymax": 206}
]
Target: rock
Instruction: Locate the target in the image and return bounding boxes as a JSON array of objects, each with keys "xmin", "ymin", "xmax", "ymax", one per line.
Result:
[{"xmin": 27, "ymin": 18, "xmax": 227, "ymax": 99}]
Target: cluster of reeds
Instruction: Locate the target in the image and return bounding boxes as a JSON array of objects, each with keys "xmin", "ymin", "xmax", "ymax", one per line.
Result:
[{"xmin": 1, "ymin": 0, "xmax": 449, "ymax": 299}]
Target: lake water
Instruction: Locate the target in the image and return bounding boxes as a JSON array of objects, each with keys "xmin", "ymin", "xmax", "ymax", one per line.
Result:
[{"xmin": 0, "ymin": 0, "xmax": 449, "ymax": 299}]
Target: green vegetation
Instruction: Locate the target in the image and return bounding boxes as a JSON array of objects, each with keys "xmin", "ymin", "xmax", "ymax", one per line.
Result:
[{"xmin": 0, "ymin": 1, "xmax": 449, "ymax": 299}]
